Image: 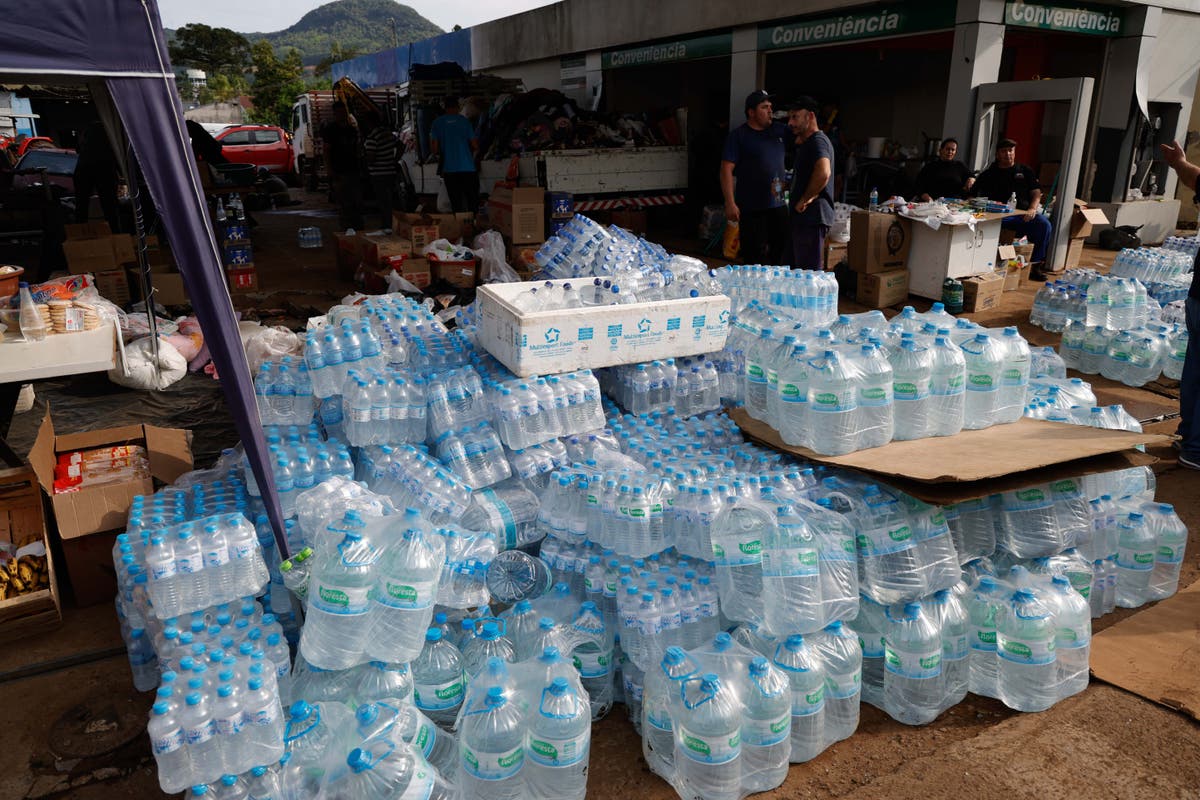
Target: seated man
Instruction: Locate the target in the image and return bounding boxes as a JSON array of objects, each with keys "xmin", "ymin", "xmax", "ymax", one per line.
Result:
[
  {"xmin": 915, "ymin": 137, "xmax": 974, "ymax": 201},
  {"xmin": 972, "ymin": 138, "xmax": 1052, "ymax": 271}
]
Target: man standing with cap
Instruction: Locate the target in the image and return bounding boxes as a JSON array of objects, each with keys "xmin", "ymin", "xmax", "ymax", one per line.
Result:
[
  {"xmin": 787, "ymin": 95, "xmax": 835, "ymax": 269},
  {"xmin": 720, "ymin": 90, "xmax": 790, "ymax": 264}
]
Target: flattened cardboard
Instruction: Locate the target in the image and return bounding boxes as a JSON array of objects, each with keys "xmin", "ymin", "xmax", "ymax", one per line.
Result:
[
  {"xmin": 730, "ymin": 408, "xmax": 1166, "ymax": 503},
  {"xmin": 29, "ymin": 409, "xmax": 193, "ymax": 540},
  {"xmin": 1089, "ymin": 579, "xmax": 1200, "ymax": 721}
]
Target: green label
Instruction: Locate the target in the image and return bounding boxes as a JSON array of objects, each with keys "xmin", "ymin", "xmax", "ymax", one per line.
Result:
[
  {"xmin": 1002, "ymin": 641, "xmax": 1032, "ymax": 658},
  {"xmin": 463, "ymin": 750, "xmax": 478, "ymax": 770},
  {"xmin": 1134, "ymin": 552, "xmax": 1154, "ymax": 564},
  {"xmin": 684, "ymin": 734, "xmax": 710, "ymax": 757},
  {"xmin": 814, "ymin": 391, "xmax": 838, "ymax": 406},
  {"xmin": 1004, "ymin": 1, "xmax": 1122, "ymax": 36},
  {"xmin": 747, "ymin": 364, "xmax": 764, "ymax": 377},
  {"xmin": 977, "ymin": 630, "xmax": 996, "ymax": 644},
  {"xmin": 435, "ymin": 682, "xmax": 463, "ymax": 700},
  {"xmin": 530, "ymin": 739, "xmax": 558, "ymax": 759},
  {"xmin": 386, "ymin": 583, "xmax": 418, "ymax": 603},
  {"xmin": 739, "ymin": 540, "xmax": 762, "ymax": 556},
  {"xmin": 919, "ymin": 654, "xmax": 941, "ymax": 670},
  {"xmin": 861, "ymin": 387, "xmax": 886, "ymax": 401},
  {"xmin": 889, "ymin": 525, "xmax": 912, "ymax": 543},
  {"xmin": 781, "ymin": 384, "xmax": 800, "ymax": 398},
  {"xmin": 1051, "ymin": 479, "xmax": 1077, "ymax": 493},
  {"xmin": 894, "ymin": 381, "xmax": 917, "ymax": 395},
  {"xmin": 968, "ymin": 374, "xmax": 994, "ymax": 387},
  {"xmin": 798, "ymin": 550, "xmax": 818, "ymax": 566},
  {"xmin": 602, "ymin": 32, "xmax": 732, "ymax": 69},
  {"xmin": 770, "ymin": 718, "xmax": 788, "ymax": 734},
  {"xmin": 1016, "ymin": 488, "xmax": 1045, "ymax": 502},
  {"xmin": 498, "ymin": 749, "xmax": 523, "ymax": 769},
  {"xmin": 318, "ymin": 586, "xmax": 348, "ymax": 608},
  {"xmin": 805, "ymin": 686, "xmax": 825, "ymax": 705},
  {"xmin": 759, "ymin": 0, "xmax": 955, "ymax": 50}
]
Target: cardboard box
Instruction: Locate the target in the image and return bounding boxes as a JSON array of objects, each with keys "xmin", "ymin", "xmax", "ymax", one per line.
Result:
[
  {"xmin": 94, "ymin": 268, "xmax": 131, "ymax": 306},
  {"xmin": 392, "ymin": 211, "xmax": 441, "ymax": 250},
  {"xmin": 611, "ymin": 208, "xmax": 648, "ymax": 237},
  {"xmin": 848, "ymin": 211, "xmax": 911, "ymax": 273},
  {"xmin": 227, "ymin": 267, "xmax": 259, "ymax": 293},
  {"xmin": 220, "ymin": 221, "xmax": 249, "ymax": 244},
  {"xmin": 154, "ymin": 272, "xmax": 189, "ymax": 305},
  {"xmin": 27, "ymin": 412, "xmax": 192, "ymax": 605},
  {"xmin": 1069, "ymin": 199, "xmax": 1109, "ymax": 240},
  {"xmin": 824, "ymin": 240, "xmax": 849, "ymax": 270},
  {"xmin": 0, "ymin": 466, "xmax": 62, "ymax": 640},
  {"xmin": 334, "ymin": 232, "xmax": 363, "ymax": 281},
  {"xmin": 1063, "ymin": 238, "xmax": 1086, "ymax": 271},
  {"xmin": 429, "ymin": 254, "xmax": 478, "ymax": 289},
  {"xmin": 477, "ymin": 278, "xmax": 731, "ymax": 377},
  {"xmin": 63, "ymin": 238, "xmax": 118, "ymax": 274},
  {"xmin": 223, "ymin": 240, "xmax": 253, "ymax": 267},
  {"xmin": 1003, "ymin": 261, "xmax": 1029, "ymax": 291},
  {"xmin": 359, "ymin": 233, "xmax": 413, "ymax": 269},
  {"xmin": 962, "ymin": 271, "xmax": 1005, "ymax": 312},
  {"xmin": 855, "ymin": 268, "xmax": 909, "ymax": 308},
  {"xmin": 398, "ymin": 257, "xmax": 431, "ymax": 289},
  {"xmin": 110, "ymin": 234, "xmax": 136, "ymax": 265},
  {"xmin": 509, "ymin": 241, "xmax": 545, "ymax": 273},
  {"xmin": 64, "ymin": 222, "xmax": 111, "ymax": 240},
  {"xmin": 546, "ymin": 191, "xmax": 574, "ymax": 219},
  {"xmin": 488, "ymin": 185, "xmax": 545, "ymax": 243}
]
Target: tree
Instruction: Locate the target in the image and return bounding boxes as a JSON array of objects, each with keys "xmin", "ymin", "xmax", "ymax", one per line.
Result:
[
  {"xmin": 315, "ymin": 42, "xmax": 360, "ymax": 79},
  {"xmin": 169, "ymin": 24, "xmax": 251, "ymax": 75},
  {"xmin": 199, "ymin": 73, "xmax": 250, "ymax": 105},
  {"xmin": 249, "ymin": 42, "xmax": 306, "ymax": 126}
]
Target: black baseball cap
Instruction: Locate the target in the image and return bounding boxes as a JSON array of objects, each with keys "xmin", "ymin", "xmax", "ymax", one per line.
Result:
[
  {"xmin": 790, "ymin": 95, "xmax": 820, "ymax": 113},
  {"xmin": 998, "ymin": 137, "xmax": 1018, "ymax": 148},
  {"xmin": 744, "ymin": 90, "xmax": 771, "ymax": 112}
]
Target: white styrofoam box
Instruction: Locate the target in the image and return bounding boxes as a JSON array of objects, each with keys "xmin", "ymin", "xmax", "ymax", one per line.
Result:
[{"xmin": 477, "ymin": 279, "xmax": 731, "ymax": 377}]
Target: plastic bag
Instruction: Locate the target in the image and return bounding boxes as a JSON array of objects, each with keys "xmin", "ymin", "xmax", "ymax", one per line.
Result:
[
  {"xmin": 385, "ymin": 270, "xmax": 422, "ymax": 295},
  {"xmin": 108, "ymin": 336, "xmax": 187, "ymax": 391},
  {"xmin": 423, "ymin": 238, "xmax": 475, "ymax": 261},
  {"xmin": 243, "ymin": 325, "xmax": 302, "ymax": 372},
  {"xmin": 472, "ymin": 230, "xmax": 521, "ymax": 283}
]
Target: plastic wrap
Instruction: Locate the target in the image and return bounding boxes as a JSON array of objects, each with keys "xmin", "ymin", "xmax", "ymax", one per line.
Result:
[
  {"xmin": 109, "ymin": 336, "xmax": 188, "ymax": 391},
  {"xmin": 244, "ymin": 325, "xmax": 303, "ymax": 372},
  {"xmin": 472, "ymin": 230, "xmax": 521, "ymax": 284}
]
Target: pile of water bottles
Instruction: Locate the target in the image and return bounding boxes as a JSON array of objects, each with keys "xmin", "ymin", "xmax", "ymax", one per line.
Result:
[
  {"xmin": 1030, "ymin": 271, "xmax": 1158, "ymax": 333},
  {"xmin": 714, "ymin": 265, "xmax": 840, "ymax": 329},
  {"xmin": 735, "ymin": 303, "xmax": 1033, "ymax": 455},
  {"xmin": 597, "ymin": 355, "xmax": 723, "ymax": 416},
  {"xmin": 1109, "ymin": 241, "xmax": 1196, "ymax": 303},
  {"xmin": 1059, "ymin": 318, "xmax": 1187, "ymax": 386}
]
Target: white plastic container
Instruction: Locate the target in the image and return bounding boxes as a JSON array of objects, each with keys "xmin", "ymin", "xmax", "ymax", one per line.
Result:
[{"xmin": 477, "ymin": 279, "xmax": 730, "ymax": 377}]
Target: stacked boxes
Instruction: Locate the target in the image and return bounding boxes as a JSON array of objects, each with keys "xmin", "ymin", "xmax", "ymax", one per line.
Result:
[
  {"xmin": 849, "ymin": 211, "xmax": 911, "ymax": 308},
  {"xmin": 218, "ymin": 219, "xmax": 257, "ymax": 293}
]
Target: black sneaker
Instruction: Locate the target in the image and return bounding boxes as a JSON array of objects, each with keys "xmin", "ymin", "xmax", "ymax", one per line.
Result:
[{"xmin": 1180, "ymin": 453, "xmax": 1200, "ymax": 471}]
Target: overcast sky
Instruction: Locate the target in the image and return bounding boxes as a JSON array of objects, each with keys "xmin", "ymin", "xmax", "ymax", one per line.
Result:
[{"xmin": 156, "ymin": 0, "xmax": 557, "ymax": 34}]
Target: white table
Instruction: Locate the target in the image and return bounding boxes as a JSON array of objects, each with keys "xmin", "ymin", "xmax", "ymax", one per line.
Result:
[
  {"xmin": 906, "ymin": 212, "xmax": 1008, "ymax": 300},
  {"xmin": 1, "ymin": 324, "xmax": 118, "ymax": 383}
]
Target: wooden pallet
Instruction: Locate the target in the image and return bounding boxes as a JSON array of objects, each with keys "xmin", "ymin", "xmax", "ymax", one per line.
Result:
[{"xmin": 0, "ymin": 466, "xmax": 62, "ymax": 643}]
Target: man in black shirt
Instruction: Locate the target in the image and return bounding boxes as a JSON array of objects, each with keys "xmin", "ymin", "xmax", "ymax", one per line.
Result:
[
  {"xmin": 787, "ymin": 96, "xmax": 835, "ymax": 269},
  {"xmin": 915, "ymin": 138, "xmax": 974, "ymax": 201},
  {"xmin": 1159, "ymin": 139, "xmax": 1199, "ymax": 470},
  {"xmin": 321, "ymin": 100, "xmax": 363, "ymax": 230},
  {"xmin": 972, "ymin": 138, "xmax": 1052, "ymax": 265}
]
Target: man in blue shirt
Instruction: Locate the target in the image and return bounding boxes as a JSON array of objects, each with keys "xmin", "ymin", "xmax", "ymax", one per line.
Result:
[
  {"xmin": 430, "ymin": 96, "xmax": 479, "ymax": 213},
  {"xmin": 720, "ymin": 91, "xmax": 790, "ymax": 265},
  {"xmin": 787, "ymin": 96, "xmax": 835, "ymax": 269},
  {"xmin": 1160, "ymin": 139, "xmax": 1200, "ymax": 470}
]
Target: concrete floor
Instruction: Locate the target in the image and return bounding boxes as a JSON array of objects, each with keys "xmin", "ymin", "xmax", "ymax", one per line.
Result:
[{"xmin": 2, "ymin": 194, "xmax": 1196, "ymax": 799}]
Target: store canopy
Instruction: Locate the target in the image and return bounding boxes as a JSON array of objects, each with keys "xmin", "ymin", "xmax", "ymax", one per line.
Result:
[{"xmin": 0, "ymin": 0, "xmax": 287, "ymax": 553}]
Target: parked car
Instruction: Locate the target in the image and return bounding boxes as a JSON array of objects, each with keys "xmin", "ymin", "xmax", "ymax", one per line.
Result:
[
  {"xmin": 10, "ymin": 147, "xmax": 77, "ymax": 194},
  {"xmin": 215, "ymin": 125, "xmax": 294, "ymax": 181}
]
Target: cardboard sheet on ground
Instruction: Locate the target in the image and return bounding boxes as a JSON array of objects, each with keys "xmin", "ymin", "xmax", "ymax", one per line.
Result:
[
  {"xmin": 730, "ymin": 408, "xmax": 1163, "ymax": 504},
  {"xmin": 1089, "ymin": 580, "xmax": 1200, "ymax": 721}
]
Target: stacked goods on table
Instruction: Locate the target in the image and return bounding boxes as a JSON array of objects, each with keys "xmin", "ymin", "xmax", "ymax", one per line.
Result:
[
  {"xmin": 1030, "ymin": 267, "xmax": 1188, "ymax": 386},
  {"xmin": 111, "ymin": 247, "xmax": 1185, "ymax": 799},
  {"xmin": 1, "ymin": 274, "xmax": 120, "ymax": 342}
]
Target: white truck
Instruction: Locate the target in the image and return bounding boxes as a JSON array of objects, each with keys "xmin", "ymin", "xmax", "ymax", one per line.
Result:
[{"xmin": 290, "ymin": 82, "xmax": 393, "ymax": 191}]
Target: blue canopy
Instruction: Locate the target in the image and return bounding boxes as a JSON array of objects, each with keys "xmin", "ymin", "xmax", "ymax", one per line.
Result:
[{"xmin": 0, "ymin": 0, "xmax": 287, "ymax": 553}]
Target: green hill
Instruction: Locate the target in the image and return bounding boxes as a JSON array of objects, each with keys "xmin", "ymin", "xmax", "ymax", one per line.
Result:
[{"xmin": 245, "ymin": 0, "xmax": 443, "ymax": 65}]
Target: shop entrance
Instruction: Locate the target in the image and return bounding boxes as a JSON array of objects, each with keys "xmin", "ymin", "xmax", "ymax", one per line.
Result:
[{"xmin": 972, "ymin": 78, "xmax": 1095, "ymax": 271}]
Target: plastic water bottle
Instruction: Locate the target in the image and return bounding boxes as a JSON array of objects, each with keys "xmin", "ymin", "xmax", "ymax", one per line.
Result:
[
  {"xmin": 18, "ymin": 282, "xmax": 47, "ymax": 341},
  {"xmin": 1006, "ymin": 192, "xmax": 1017, "ymax": 212},
  {"xmin": 869, "ymin": 188, "xmax": 879, "ymax": 212},
  {"xmin": 674, "ymin": 671, "xmax": 742, "ymax": 800},
  {"xmin": 459, "ymin": 685, "xmax": 526, "ymax": 800},
  {"xmin": 882, "ymin": 601, "xmax": 943, "ymax": 725},
  {"xmin": 777, "ymin": 345, "xmax": 811, "ymax": 449},
  {"xmin": 413, "ymin": 628, "xmax": 466, "ymax": 728},
  {"xmin": 1115, "ymin": 511, "xmax": 1155, "ymax": 607},
  {"xmin": 851, "ymin": 597, "xmax": 886, "ymax": 708},
  {"xmin": 569, "ymin": 602, "xmax": 613, "ymax": 719},
  {"xmin": 890, "ymin": 338, "xmax": 934, "ymax": 441},
  {"xmin": 773, "ymin": 634, "xmax": 826, "ymax": 763},
  {"xmin": 1049, "ymin": 575, "xmax": 1090, "ymax": 700},
  {"xmin": 299, "ymin": 529, "xmax": 382, "ymax": 670},
  {"xmin": 808, "ymin": 349, "xmax": 858, "ymax": 456},
  {"xmin": 809, "ymin": 621, "xmax": 859, "ymax": 742},
  {"xmin": 744, "ymin": 329, "xmax": 774, "ymax": 421},
  {"xmin": 960, "ymin": 333, "xmax": 1003, "ymax": 429},
  {"xmin": 181, "ymin": 690, "xmax": 223, "ymax": 784},
  {"xmin": 996, "ymin": 327, "xmax": 1030, "ymax": 423},
  {"xmin": 931, "ymin": 589, "xmax": 968, "ymax": 710},
  {"xmin": 855, "ymin": 485, "xmax": 924, "ymax": 605},
  {"xmin": 149, "ymin": 699, "xmax": 192, "ymax": 793},
  {"xmin": 741, "ymin": 656, "xmax": 791, "ymax": 792},
  {"xmin": 127, "ymin": 627, "xmax": 160, "ymax": 691},
  {"xmin": 367, "ymin": 528, "xmax": 444, "ymax": 663},
  {"xmin": 995, "ymin": 588, "xmax": 1057, "ymax": 712},
  {"xmin": 240, "ymin": 675, "xmax": 285, "ymax": 769},
  {"xmin": 761, "ymin": 504, "xmax": 822, "ymax": 635},
  {"xmin": 525, "ymin": 676, "xmax": 590, "ymax": 800},
  {"xmin": 1147, "ymin": 503, "xmax": 1187, "ymax": 600},
  {"xmin": 928, "ymin": 335, "xmax": 965, "ymax": 437}
]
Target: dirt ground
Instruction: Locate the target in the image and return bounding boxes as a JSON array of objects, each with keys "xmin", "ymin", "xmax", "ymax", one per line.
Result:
[{"xmin": 1, "ymin": 191, "xmax": 1197, "ymax": 799}]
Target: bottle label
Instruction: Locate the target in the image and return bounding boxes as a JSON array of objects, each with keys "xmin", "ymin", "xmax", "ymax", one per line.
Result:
[
  {"xmin": 413, "ymin": 721, "xmax": 437, "ymax": 757},
  {"xmin": 371, "ymin": 406, "xmax": 389, "ymax": 422},
  {"xmin": 623, "ymin": 675, "xmax": 644, "ymax": 702},
  {"xmin": 943, "ymin": 633, "xmax": 969, "ymax": 662},
  {"xmin": 858, "ymin": 385, "xmax": 891, "ymax": 407},
  {"xmin": 677, "ymin": 725, "xmax": 740, "ymax": 765},
  {"xmin": 184, "ymin": 719, "xmax": 215, "ymax": 745},
  {"xmin": 233, "ymin": 540, "xmax": 255, "ymax": 560},
  {"xmin": 810, "ymin": 389, "xmax": 855, "ymax": 413},
  {"xmin": 646, "ymin": 708, "xmax": 672, "ymax": 731},
  {"xmin": 746, "ymin": 362, "xmax": 766, "ymax": 385},
  {"xmin": 1157, "ymin": 543, "xmax": 1185, "ymax": 564},
  {"xmin": 766, "ymin": 368, "xmax": 779, "ymax": 388},
  {"xmin": 893, "ymin": 379, "xmax": 930, "ymax": 402},
  {"xmin": 742, "ymin": 713, "xmax": 790, "ymax": 747},
  {"xmin": 415, "ymin": 677, "xmax": 464, "ymax": 711},
  {"xmin": 996, "ymin": 634, "xmax": 1055, "ymax": 665},
  {"xmin": 216, "ymin": 712, "xmax": 244, "ymax": 737},
  {"xmin": 479, "ymin": 489, "xmax": 518, "ymax": 549},
  {"xmin": 150, "ymin": 560, "xmax": 176, "ymax": 581},
  {"xmin": 825, "ymin": 669, "xmax": 862, "ymax": 699},
  {"xmin": 377, "ymin": 577, "xmax": 437, "ymax": 610},
  {"xmin": 573, "ymin": 649, "xmax": 612, "ymax": 678},
  {"xmin": 204, "ymin": 545, "xmax": 229, "ymax": 569},
  {"xmin": 710, "ymin": 538, "xmax": 762, "ymax": 567},
  {"xmin": 151, "ymin": 728, "xmax": 184, "ymax": 755},
  {"xmin": 528, "ymin": 730, "xmax": 589, "ymax": 767},
  {"xmin": 884, "ymin": 644, "xmax": 942, "ymax": 679},
  {"xmin": 791, "ymin": 684, "xmax": 825, "ymax": 716},
  {"xmin": 1057, "ymin": 625, "xmax": 1091, "ymax": 649},
  {"xmin": 680, "ymin": 605, "xmax": 697, "ymax": 626},
  {"xmin": 312, "ymin": 581, "xmax": 371, "ymax": 614},
  {"xmin": 856, "ymin": 524, "xmax": 915, "ymax": 556},
  {"xmin": 1003, "ymin": 487, "xmax": 1052, "ymax": 511},
  {"xmin": 251, "ymin": 702, "xmax": 280, "ymax": 726},
  {"xmin": 397, "ymin": 768, "xmax": 434, "ymax": 800},
  {"xmin": 965, "ymin": 371, "xmax": 996, "ymax": 391},
  {"xmin": 1117, "ymin": 547, "xmax": 1155, "ymax": 571},
  {"xmin": 461, "ymin": 744, "xmax": 524, "ymax": 781},
  {"xmin": 931, "ymin": 372, "xmax": 965, "ymax": 396},
  {"xmin": 779, "ymin": 382, "xmax": 806, "ymax": 404},
  {"xmin": 761, "ymin": 545, "xmax": 820, "ymax": 578},
  {"xmin": 1048, "ymin": 479, "xmax": 1082, "ymax": 502},
  {"xmin": 177, "ymin": 553, "xmax": 203, "ymax": 574}
]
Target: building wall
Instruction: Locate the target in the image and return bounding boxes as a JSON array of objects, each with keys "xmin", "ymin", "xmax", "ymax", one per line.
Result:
[{"xmin": 489, "ymin": 58, "xmax": 563, "ymax": 94}]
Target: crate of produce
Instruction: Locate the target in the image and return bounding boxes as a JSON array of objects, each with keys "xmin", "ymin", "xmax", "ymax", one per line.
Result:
[
  {"xmin": 0, "ymin": 466, "xmax": 61, "ymax": 642},
  {"xmin": 477, "ymin": 278, "xmax": 730, "ymax": 377}
]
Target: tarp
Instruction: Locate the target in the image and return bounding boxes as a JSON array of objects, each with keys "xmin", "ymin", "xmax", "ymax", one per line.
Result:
[
  {"xmin": 332, "ymin": 29, "xmax": 473, "ymax": 89},
  {"xmin": 0, "ymin": 0, "xmax": 287, "ymax": 555}
]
